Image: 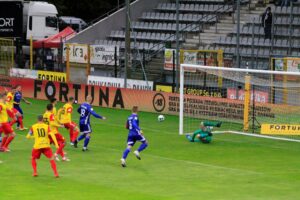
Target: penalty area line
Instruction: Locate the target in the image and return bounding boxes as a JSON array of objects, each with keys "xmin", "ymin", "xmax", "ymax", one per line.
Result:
[
  {"xmin": 99, "ymin": 146, "xmax": 261, "ymax": 175},
  {"xmin": 147, "ymin": 154, "xmax": 262, "ymax": 175}
]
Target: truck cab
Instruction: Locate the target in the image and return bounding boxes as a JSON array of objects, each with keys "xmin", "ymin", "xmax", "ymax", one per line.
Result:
[
  {"xmin": 25, "ymin": 1, "xmax": 59, "ymax": 40},
  {"xmin": 59, "ymin": 16, "xmax": 87, "ymax": 32}
]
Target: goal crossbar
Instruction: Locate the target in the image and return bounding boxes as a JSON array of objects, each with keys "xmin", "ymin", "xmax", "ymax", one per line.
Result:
[{"xmin": 181, "ymin": 64, "xmax": 300, "ymax": 76}]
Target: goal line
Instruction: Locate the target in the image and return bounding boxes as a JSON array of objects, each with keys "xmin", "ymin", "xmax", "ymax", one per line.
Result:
[{"xmin": 185, "ymin": 131, "xmax": 300, "ymax": 143}]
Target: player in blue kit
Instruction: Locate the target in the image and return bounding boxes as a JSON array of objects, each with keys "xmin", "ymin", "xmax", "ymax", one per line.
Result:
[
  {"xmin": 121, "ymin": 106, "xmax": 148, "ymax": 167},
  {"xmin": 74, "ymin": 95, "xmax": 106, "ymax": 151},
  {"xmin": 13, "ymin": 85, "xmax": 31, "ymax": 130}
]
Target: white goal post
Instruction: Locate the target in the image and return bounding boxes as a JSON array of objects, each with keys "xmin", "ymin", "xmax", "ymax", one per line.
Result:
[{"xmin": 179, "ymin": 64, "xmax": 300, "ymax": 141}]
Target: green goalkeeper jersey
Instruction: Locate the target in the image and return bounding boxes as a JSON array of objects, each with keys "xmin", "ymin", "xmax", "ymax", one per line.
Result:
[
  {"xmin": 191, "ymin": 129, "xmax": 212, "ymax": 143},
  {"xmin": 189, "ymin": 121, "xmax": 221, "ymax": 143}
]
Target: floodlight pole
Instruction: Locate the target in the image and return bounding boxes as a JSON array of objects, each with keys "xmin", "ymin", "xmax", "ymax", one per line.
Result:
[
  {"xmin": 236, "ymin": 0, "xmax": 241, "ymax": 68},
  {"xmin": 124, "ymin": 0, "xmax": 131, "ymax": 88},
  {"xmin": 175, "ymin": 0, "xmax": 180, "ymax": 92}
]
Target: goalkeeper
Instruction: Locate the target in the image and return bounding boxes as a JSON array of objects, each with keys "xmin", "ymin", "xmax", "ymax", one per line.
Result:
[{"xmin": 186, "ymin": 121, "xmax": 222, "ymax": 144}]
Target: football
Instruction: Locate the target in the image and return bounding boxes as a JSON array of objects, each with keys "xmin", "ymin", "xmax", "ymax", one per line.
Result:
[{"xmin": 158, "ymin": 115, "xmax": 165, "ymax": 122}]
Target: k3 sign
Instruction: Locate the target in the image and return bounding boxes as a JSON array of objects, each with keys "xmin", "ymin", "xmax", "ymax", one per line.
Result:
[
  {"xmin": 63, "ymin": 43, "xmax": 89, "ymax": 63},
  {"xmin": 63, "ymin": 44, "xmax": 119, "ymax": 65}
]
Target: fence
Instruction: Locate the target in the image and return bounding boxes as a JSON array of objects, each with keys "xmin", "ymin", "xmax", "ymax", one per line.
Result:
[{"xmin": 0, "ymin": 38, "xmax": 14, "ymax": 76}]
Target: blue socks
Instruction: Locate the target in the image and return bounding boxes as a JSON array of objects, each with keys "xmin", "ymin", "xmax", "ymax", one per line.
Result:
[
  {"xmin": 137, "ymin": 142, "xmax": 148, "ymax": 152},
  {"xmin": 84, "ymin": 136, "xmax": 90, "ymax": 148},
  {"xmin": 122, "ymin": 148, "xmax": 131, "ymax": 159},
  {"xmin": 77, "ymin": 134, "xmax": 86, "ymax": 142},
  {"xmin": 122, "ymin": 142, "xmax": 148, "ymax": 160},
  {"xmin": 77, "ymin": 134, "xmax": 90, "ymax": 148}
]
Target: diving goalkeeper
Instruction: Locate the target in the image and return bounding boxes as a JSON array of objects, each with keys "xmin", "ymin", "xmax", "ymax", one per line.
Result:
[{"xmin": 186, "ymin": 121, "xmax": 222, "ymax": 144}]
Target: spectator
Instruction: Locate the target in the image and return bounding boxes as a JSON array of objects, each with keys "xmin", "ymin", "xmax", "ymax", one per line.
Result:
[
  {"xmin": 45, "ymin": 49, "xmax": 54, "ymax": 71},
  {"xmin": 34, "ymin": 57, "xmax": 44, "ymax": 70},
  {"xmin": 262, "ymin": 7, "xmax": 273, "ymax": 39}
]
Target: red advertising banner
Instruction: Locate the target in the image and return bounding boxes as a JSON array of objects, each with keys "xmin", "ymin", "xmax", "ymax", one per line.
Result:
[
  {"xmin": 227, "ymin": 88, "xmax": 269, "ymax": 103},
  {"xmin": 0, "ymin": 76, "xmax": 280, "ymax": 122}
]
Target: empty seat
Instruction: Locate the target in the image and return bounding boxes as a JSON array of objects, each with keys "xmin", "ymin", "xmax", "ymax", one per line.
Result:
[
  {"xmin": 154, "ymin": 33, "xmax": 159, "ymax": 40},
  {"xmin": 170, "ymin": 3, "xmax": 176, "ymax": 10},
  {"xmin": 150, "ymin": 32, "xmax": 155, "ymax": 40},
  {"xmin": 146, "ymin": 32, "xmax": 151, "ymax": 40},
  {"xmin": 150, "ymin": 12, "xmax": 156, "ymax": 20},
  {"xmin": 157, "ymin": 23, "xmax": 163, "ymax": 30},
  {"xmin": 169, "ymin": 13, "xmax": 175, "ymax": 21},
  {"xmin": 162, "ymin": 23, "xmax": 168, "ymax": 30},
  {"xmin": 241, "ymin": 37, "xmax": 248, "ymax": 45},
  {"xmin": 179, "ymin": 4, "xmax": 185, "ymax": 10},
  {"xmin": 264, "ymin": 39, "xmax": 271, "ymax": 46},
  {"xmin": 167, "ymin": 23, "xmax": 172, "ymax": 30},
  {"xmin": 282, "ymin": 39, "xmax": 288, "ymax": 47},
  {"xmin": 204, "ymin": 5, "xmax": 209, "ymax": 11}
]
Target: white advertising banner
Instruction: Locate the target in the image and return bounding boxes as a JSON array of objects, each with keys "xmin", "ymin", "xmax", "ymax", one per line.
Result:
[
  {"xmin": 183, "ymin": 51, "xmax": 197, "ymax": 65},
  {"xmin": 287, "ymin": 57, "xmax": 300, "ymax": 72},
  {"xmin": 10, "ymin": 68, "xmax": 38, "ymax": 79},
  {"xmin": 90, "ymin": 45, "xmax": 119, "ymax": 66},
  {"xmin": 64, "ymin": 44, "xmax": 119, "ymax": 65},
  {"xmin": 164, "ymin": 49, "xmax": 196, "ymax": 72},
  {"xmin": 64, "ymin": 43, "xmax": 88, "ymax": 63},
  {"xmin": 164, "ymin": 48, "xmax": 176, "ymax": 71},
  {"xmin": 87, "ymin": 76, "xmax": 153, "ymax": 91}
]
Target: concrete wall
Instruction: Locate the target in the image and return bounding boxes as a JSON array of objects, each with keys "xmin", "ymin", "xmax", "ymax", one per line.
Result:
[{"xmin": 68, "ymin": 0, "xmax": 168, "ymax": 44}]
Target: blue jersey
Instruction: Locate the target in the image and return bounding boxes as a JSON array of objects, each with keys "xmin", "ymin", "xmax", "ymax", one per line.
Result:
[
  {"xmin": 14, "ymin": 91, "xmax": 22, "ymax": 104},
  {"xmin": 126, "ymin": 114, "xmax": 141, "ymax": 135},
  {"xmin": 77, "ymin": 102, "xmax": 102, "ymax": 125}
]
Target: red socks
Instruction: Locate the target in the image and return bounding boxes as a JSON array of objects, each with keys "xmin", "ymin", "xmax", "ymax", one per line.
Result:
[
  {"xmin": 31, "ymin": 159, "xmax": 37, "ymax": 174},
  {"xmin": 18, "ymin": 117, "xmax": 24, "ymax": 129},
  {"xmin": 50, "ymin": 160, "xmax": 58, "ymax": 176},
  {"xmin": 32, "ymin": 159, "xmax": 59, "ymax": 177},
  {"xmin": 69, "ymin": 129, "xmax": 74, "ymax": 142},
  {"xmin": 56, "ymin": 142, "xmax": 65, "ymax": 157},
  {"xmin": 69, "ymin": 128, "xmax": 79, "ymax": 143},
  {"xmin": 3, "ymin": 135, "xmax": 15, "ymax": 149},
  {"xmin": 1, "ymin": 136, "xmax": 7, "ymax": 148},
  {"xmin": 72, "ymin": 130, "xmax": 79, "ymax": 143}
]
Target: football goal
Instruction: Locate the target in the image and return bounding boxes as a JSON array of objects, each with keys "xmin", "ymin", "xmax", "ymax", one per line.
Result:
[{"xmin": 179, "ymin": 64, "xmax": 300, "ymax": 142}]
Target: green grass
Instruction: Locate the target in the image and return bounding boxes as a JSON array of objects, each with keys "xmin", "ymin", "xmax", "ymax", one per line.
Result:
[{"xmin": 1, "ymin": 99, "xmax": 300, "ymax": 200}]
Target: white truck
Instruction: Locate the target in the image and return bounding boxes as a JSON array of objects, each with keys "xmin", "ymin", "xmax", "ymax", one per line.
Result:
[
  {"xmin": 0, "ymin": 0, "xmax": 59, "ymax": 41},
  {"xmin": 59, "ymin": 16, "xmax": 87, "ymax": 32}
]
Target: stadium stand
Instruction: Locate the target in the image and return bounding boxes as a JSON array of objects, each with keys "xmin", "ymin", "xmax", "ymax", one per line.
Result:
[
  {"xmin": 71, "ymin": 0, "xmax": 235, "ymax": 49},
  {"xmin": 69, "ymin": 0, "xmax": 300, "ymax": 80},
  {"xmin": 205, "ymin": 2, "xmax": 300, "ymax": 69}
]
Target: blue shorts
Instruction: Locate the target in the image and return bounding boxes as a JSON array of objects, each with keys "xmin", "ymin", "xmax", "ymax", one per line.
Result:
[
  {"xmin": 127, "ymin": 134, "xmax": 146, "ymax": 146},
  {"xmin": 14, "ymin": 104, "xmax": 23, "ymax": 115},
  {"xmin": 80, "ymin": 124, "xmax": 92, "ymax": 134}
]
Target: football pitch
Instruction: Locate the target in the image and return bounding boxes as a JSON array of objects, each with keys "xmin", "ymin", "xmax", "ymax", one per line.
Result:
[{"xmin": 1, "ymin": 99, "xmax": 300, "ymax": 200}]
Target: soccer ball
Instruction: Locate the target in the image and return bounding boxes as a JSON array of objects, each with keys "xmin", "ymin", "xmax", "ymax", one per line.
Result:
[{"xmin": 158, "ymin": 115, "xmax": 165, "ymax": 122}]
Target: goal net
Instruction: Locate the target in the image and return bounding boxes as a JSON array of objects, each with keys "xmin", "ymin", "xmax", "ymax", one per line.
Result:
[
  {"xmin": 0, "ymin": 38, "xmax": 14, "ymax": 76},
  {"xmin": 179, "ymin": 64, "xmax": 300, "ymax": 142}
]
